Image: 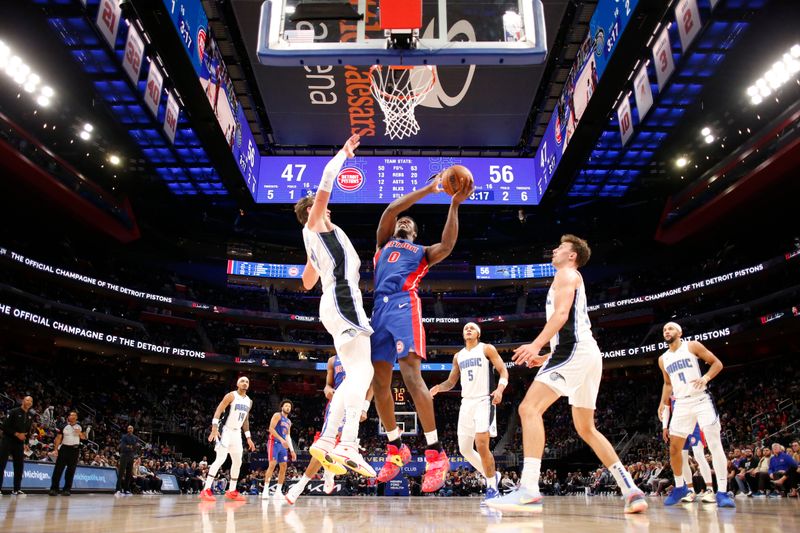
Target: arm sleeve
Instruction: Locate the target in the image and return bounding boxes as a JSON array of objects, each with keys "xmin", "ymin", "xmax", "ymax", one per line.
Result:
[{"xmin": 318, "ymin": 150, "xmax": 347, "ymax": 192}]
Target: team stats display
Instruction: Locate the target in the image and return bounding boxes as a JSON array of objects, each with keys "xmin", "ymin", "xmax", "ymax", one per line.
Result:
[
  {"xmin": 476, "ymin": 263, "xmax": 556, "ymax": 280},
  {"xmin": 255, "ymin": 156, "xmax": 540, "ymax": 205},
  {"xmin": 227, "ymin": 260, "xmax": 305, "ymax": 279}
]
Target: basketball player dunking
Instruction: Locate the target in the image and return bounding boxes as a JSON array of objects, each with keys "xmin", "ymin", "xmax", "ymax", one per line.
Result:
[
  {"xmin": 488, "ymin": 235, "xmax": 648, "ymax": 514},
  {"xmin": 285, "ymin": 354, "xmax": 374, "ymax": 504},
  {"xmin": 296, "ymin": 135, "xmax": 376, "ymax": 481},
  {"xmin": 658, "ymin": 321, "xmax": 736, "ymax": 508},
  {"xmin": 371, "ymin": 175, "xmax": 473, "ymax": 492},
  {"xmin": 430, "ymin": 322, "xmax": 509, "ymax": 505},
  {"xmin": 199, "ymin": 376, "xmax": 255, "ymax": 502},
  {"xmin": 662, "ymin": 395, "xmax": 716, "ymax": 503},
  {"xmin": 262, "ymin": 400, "xmax": 296, "ymax": 499}
]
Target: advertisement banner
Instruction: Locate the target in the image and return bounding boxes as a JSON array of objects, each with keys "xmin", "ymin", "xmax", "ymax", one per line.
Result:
[
  {"xmin": 384, "ymin": 477, "xmax": 409, "ymax": 496},
  {"xmin": 617, "ymin": 95, "xmax": 633, "ymax": 146},
  {"xmin": 652, "ymin": 26, "xmax": 676, "ymax": 90},
  {"xmin": 4, "ymin": 462, "xmax": 117, "ymax": 491},
  {"xmin": 675, "ymin": 0, "xmax": 702, "ymax": 51},
  {"xmin": 164, "ymin": 92, "xmax": 180, "ymax": 144},
  {"xmin": 285, "ymin": 479, "xmax": 351, "ymax": 496},
  {"xmin": 159, "ymin": 474, "xmax": 181, "ymax": 494},
  {"xmin": 144, "ymin": 62, "xmax": 164, "ymax": 117},
  {"xmin": 633, "ymin": 64, "xmax": 654, "ymax": 121},
  {"xmin": 95, "ymin": 0, "xmax": 122, "ymax": 48},
  {"xmin": 122, "ymin": 26, "xmax": 145, "ymax": 84}
]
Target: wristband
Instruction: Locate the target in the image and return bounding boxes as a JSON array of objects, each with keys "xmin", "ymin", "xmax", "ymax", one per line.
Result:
[
  {"xmin": 245, "ymin": 431, "xmax": 251, "ymax": 438},
  {"xmin": 498, "ymin": 378, "xmax": 509, "ymax": 387},
  {"xmin": 212, "ymin": 418, "xmax": 220, "ymax": 426},
  {"xmin": 362, "ymin": 400, "xmax": 371, "ymax": 412}
]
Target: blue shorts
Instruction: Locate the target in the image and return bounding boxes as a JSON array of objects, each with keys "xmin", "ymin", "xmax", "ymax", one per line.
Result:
[
  {"xmin": 370, "ymin": 292, "xmax": 426, "ymax": 364},
  {"xmin": 268, "ymin": 438, "xmax": 288, "ymax": 463},
  {"xmin": 684, "ymin": 424, "xmax": 705, "ymax": 450}
]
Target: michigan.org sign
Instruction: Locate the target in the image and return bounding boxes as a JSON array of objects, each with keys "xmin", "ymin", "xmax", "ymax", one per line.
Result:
[{"xmin": 3, "ymin": 461, "xmax": 117, "ymax": 491}]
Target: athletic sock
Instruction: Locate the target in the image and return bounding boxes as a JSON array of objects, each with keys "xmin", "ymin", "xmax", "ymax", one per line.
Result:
[
  {"xmin": 674, "ymin": 476, "xmax": 685, "ymax": 488},
  {"xmin": 203, "ymin": 476, "xmax": 214, "ymax": 491},
  {"xmin": 424, "ymin": 430, "xmax": 439, "ymax": 446},
  {"xmin": 229, "ymin": 479, "xmax": 238, "ymax": 492},
  {"xmin": 487, "ymin": 473, "xmax": 498, "ymax": 490},
  {"xmin": 386, "ymin": 427, "xmax": 401, "ymax": 443},
  {"xmin": 295, "ymin": 475, "xmax": 311, "ymax": 491},
  {"xmin": 520, "ymin": 457, "xmax": 541, "ymax": 493},
  {"xmin": 609, "ymin": 462, "xmax": 635, "ymax": 496}
]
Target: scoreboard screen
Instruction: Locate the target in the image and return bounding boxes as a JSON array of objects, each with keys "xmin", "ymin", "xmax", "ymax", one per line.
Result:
[
  {"xmin": 476, "ymin": 263, "xmax": 556, "ymax": 280},
  {"xmin": 227, "ymin": 260, "xmax": 305, "ymax": 279},
  {"xmin": 255, "ymin": 156, "xmax": 540, "ymax": 205}
]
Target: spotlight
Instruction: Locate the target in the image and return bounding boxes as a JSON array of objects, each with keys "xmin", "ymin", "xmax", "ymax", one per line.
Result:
[
  {"xmin": 791, "ymin": 44, "xmax": 800, "ymax": 58},
  {"xmin": 675, "ymin": 157, "xmax": 688, "ymax": 168},
  {"xmin": 746, "ymin": 86, "xmax": 757, "ymax": 96},
  {"xmin": 79, "ymin": 130, "xmax": 91, "ymax": 140},
  {"xmin": 751, "ymin": 95, "xmax": 762, "ymax": 105},
  {"xmin": 41, "ymin": 86, "xmax": 54, "ymax": 98},
  {"xmin": 704, "ymin": 135, "xmax": 714, "ymax": 144},
  {"xmin": 36, "ymin": 95, "xmax": 50, "ymax": 107},
  {"xmin": 109, "ymin": 154, "xmax": 121, "ymax": 166},
  {"xmin": 83, "ymin": 123, "xmax": 94, "ymax": 133},
  {"xmin": 701, "ymin": 127, "xmax": 711, "ymax": 136}
]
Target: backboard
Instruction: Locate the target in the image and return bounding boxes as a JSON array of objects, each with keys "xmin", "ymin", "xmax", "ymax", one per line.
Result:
[
  {"xmin": 378, "ymin": 411, "xmax": 419, "ymax": 436},
  {"xmin": 257, "ymin": 0, "xmax": 547, "ymax": 66}
]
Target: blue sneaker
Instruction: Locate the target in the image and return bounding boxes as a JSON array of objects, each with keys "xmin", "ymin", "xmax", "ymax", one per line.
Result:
[
  {"xmin": 716, "ymin": 491, "xmax": 736, "ymax": 508},
  {"xmin": 664, "ymin": 485, "xmax": 690, "ymax": 506},
  {"xmin": 481, "ymin": 487, "xmax": 500, "ymax": 508},
  {"xmin": 486, "ymin": 487, "xmax": 542, "ymax": 514},
  {"xmin": 624, "ymin": 490, "xmax": 649, "ymax": 514}
]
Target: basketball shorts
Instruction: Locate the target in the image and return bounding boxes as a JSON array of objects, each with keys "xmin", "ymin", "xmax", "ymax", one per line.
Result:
[
  {"xmin": 457, "ymin": 396, "xmax": 497, "ymax": 438},
  {"xmin": 669, "ymin": 393, "xmax": 719, "ymax": 439},
  {"xmin": 216, "ymin": 427, "xmax": 243, "ymax": 454},
  {"xmin": 268, "ymin": 438, "xmax": 289, "ymax": 463},
  {"xmin": 534, "ymin": 340, "xmax": 602, "ymax": 410},
  {"xmin": 684, "ymin": 424, "xmax": 706, "ymax": 450},
  {"xmin": 370, "ymin": 292, "xmax": 426, "ymax": 364},
  {"xmin": 319, "ymin": 292, "xmax": 372, "ymax": 353}
]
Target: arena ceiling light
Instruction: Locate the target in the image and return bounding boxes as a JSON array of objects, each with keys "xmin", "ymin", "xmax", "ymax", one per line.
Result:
[
  {"xmin": 108, "ymin": 154, "xmax": 121, "ymax": 166},
  {"xmin": 747, "ymin": 43, "xmax": 800, "ymax": 105},
  {"xmin": 0, "ymin": 39, "xmax": 54, "ymax": 107},
  {"xmin": 675, "ymin": 157, "xmax": 688, "ymax": 168}
]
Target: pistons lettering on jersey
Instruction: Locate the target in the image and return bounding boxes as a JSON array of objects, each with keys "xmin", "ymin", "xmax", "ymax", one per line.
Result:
[
  {"xmin": 666, "ymin": 358, "xmax": 693, "ymax": 374},
  {"xmin": 386, "ymin": 241, "xmax": 421, "ymax": 253},
  {"xmin": 459, "ymin": 358, "xmax": 483, "ymax": 370}
]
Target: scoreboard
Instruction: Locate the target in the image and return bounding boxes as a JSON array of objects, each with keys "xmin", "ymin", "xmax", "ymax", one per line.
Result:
[
  {"xmin": 227, "ymin": 260, "xmax": 305, "ymax": 279},
  {"xmin": 255, "ymin": 156, "xmax": 539, "ymax": 205},
  {"xmin": 476, "ymin": 263, "xmax": 556, "ymax": 280}
]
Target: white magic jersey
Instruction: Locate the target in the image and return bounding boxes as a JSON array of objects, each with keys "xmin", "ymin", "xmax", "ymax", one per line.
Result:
[
  {"xmin": 661, "ymin": 341, "xmax": 706, "ymax": 399},
  {"xmin": 457, "ymin": 342, "xmax": 492, "ymax": 399},
  {"xmin": 302, "ymin": 223, "xmax": 370, "ymax": 332},
  {"xmin": 223, "ymin": 391, "xmax": 252, "ymax": 431},
  {"xmin": 545, "ymin": 270, "xmax": 594, "ymax": 352}
]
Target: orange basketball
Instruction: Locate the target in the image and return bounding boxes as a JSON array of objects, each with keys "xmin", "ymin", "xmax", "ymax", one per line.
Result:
[{"xmin": 440, "ymin": 165, "xmax": 474, "ymax": 196}]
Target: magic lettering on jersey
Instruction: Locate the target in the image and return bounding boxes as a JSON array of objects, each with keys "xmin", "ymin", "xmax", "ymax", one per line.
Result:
[
  {"xmin": 666, "ymin": 358, "xmax": 693, "ymax": 374},
  {"xmin": 459, "ymin": 358, "xmax": 484, "ymax": 370}
]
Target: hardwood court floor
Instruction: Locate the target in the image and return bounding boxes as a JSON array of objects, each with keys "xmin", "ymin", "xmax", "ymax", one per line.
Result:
[{"xmin": 1, "ymin": 494, "xmax": 798, "ymax": 532}]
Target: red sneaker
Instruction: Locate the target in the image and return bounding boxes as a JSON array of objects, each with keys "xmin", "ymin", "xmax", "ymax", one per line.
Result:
[
  {"xmin": 224, "ymin": 490, "xmax": 246, "ymax": 502},
  {"xmin": 199, "ymin": 488, "xmax": 216, "ymax": 502},
  {"xmin": 422, "ymin": 449, "xmax": 450, "ymax": 493},
  {"xmin": 376, "ymin": 443, "xmax": 411, "ymax": 483}
]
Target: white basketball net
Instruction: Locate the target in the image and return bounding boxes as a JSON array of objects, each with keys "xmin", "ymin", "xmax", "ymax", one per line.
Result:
[{"xmin": 370, "ymin": 65, "xmax": 436, "ymax": 140}]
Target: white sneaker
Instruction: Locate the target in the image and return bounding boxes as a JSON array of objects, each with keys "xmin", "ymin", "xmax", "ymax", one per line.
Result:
[
  {"xmin": 323, "ymin": 470, "xmax": 336, "ymax": 494},
  {"xmin": 261, "ymin": 488, "xmax": 270, "ymax": 500},
  {"xmin": 701, "ymin": 488, "xmax": 716, "ymax": 503},
  {"xmin": 680, "ymin": 489, "xmax": 696, "ymax": 503},
  {"xmin": 310, "ymin": 438, "xmax": 348, "ymax": 475},
  {"xmin": 272, "ymin": 487, "xmax": 284, "ymax": 499},
  {"xmin": 285, "ymin": 484, "xmax": 303, "ymax": 505},
  {"xmin": 330, "ymin": 442, "xmax": 376, "ymax": 477}
]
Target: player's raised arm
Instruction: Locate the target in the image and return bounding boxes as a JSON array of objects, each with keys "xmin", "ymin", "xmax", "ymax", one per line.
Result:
[
  {"xmin": 687, "ymin": 341, "xmax": 723, "ymax": 389},
  {"xmin": 430, "ymin": 355, "xmax": 461, "ymax": 397},
  {"xmin": 425, "ymin": 180, "xmax": 474, "ymax": 266},
  {"xmin": 209, "ymin": 392, "xmax": 234, "ymax": 442},
  {"xmin": 485, "ymin": 344, "xmax": 509, "ymax": 405},
  {"xmin": 513, "ymin": 268, "xmax": 579, "ymax": 367},
  {"xmin": 376, "ymin": 175, "xmax": 442, "ymax": 248},
  {"xmin": 307, "ymin": 134, "xmax": 360, "ymax": 232}
]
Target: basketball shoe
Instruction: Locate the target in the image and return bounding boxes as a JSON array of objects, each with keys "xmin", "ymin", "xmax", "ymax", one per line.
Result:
[
  {"xmin": 310, "ymin": 437, "xmax": 348, "ymax": 475},
  {"xmin": 624, "ymin": 490, "xmax": 649, "ymax": 514},
  {"xmin": 225, "ymin": 490, "xmax": 246, "ymax": 502},
  {"xmin": 330, "ymin": 441, "xmax": 376, "ymax": 477},
  {"xmin": 377, "ymin": 443, "xmax": 411, "ymax": 482},
  {"xmin": 486, "ymin": 487, "xmax": 543, "ymax": 513},
  {"xmin": 715, "ymin": 491, "xmax": 736, "ymax": 508},
  {"xmin": 284, "ymin": 483, "xmax": 303, "ymax": 505},
  {"xmin": 323, "ymin": 470, "xmax": 336, "ymax": 494},
  {"xmin": 680, "ymin": 489, "xmax": 697, "ymax": 503},
  {"xmin": 199, "ymin": 488, "xmax": 216, "ymax": 502},
  {"xmin": 481, "ymin": 472, "xmax": 502, "ymax": 508},
  {"xmin": 421, "ymin": 449, "xmax": 450, "ymax": 493},
  {"xmin": 664, "ymin": 484, "xmax": 690, "ymax": 506},
  {"xmin": 700, "ymin": 488, "xmax": 716, "ymax": 503}
]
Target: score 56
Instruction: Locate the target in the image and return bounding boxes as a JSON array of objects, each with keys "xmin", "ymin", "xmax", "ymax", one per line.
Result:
[{"xmin": 489, "ymin": 165, "xmax": 515, "ymax": 183}]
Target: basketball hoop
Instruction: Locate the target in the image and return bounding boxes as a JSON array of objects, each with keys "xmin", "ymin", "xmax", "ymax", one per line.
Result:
[{"xmin": 369, "ymin": 65, "xmax": 436, "ymax": 140}]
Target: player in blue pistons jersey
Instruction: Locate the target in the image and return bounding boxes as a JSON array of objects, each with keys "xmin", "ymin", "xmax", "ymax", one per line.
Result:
[{"xmin": 371, "ymin": 172, "xmax": 474, "ymax": 493}]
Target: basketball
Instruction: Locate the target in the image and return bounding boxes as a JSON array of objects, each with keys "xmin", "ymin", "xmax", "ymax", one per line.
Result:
[{"xmin": 440, "ymin": 165, "xmax": 474, "ymax": 196}]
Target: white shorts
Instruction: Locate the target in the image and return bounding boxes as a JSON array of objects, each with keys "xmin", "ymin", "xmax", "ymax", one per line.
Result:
[
  {"xmin": 319, "ymin": 294, "xmax": 373, "ymax": 352},
  {"xmin": 669, "ymin": 393, "xmax": 719, "ymax": 438},
  {"xmin": 457, "ymin": 396, "xmax": 497, "ymax": 438},
  {"xmin": 216, "ymin": 427, "xmax": 243, "ymax": 454},
  {"xmin": 534, "ymin": 341, "xmax": 602, "ymax": 410}
]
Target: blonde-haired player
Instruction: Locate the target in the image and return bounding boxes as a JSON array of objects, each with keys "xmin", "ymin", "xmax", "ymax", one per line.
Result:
[
  {"xmin": 430, "ymin": 322, "xmax": 508, "ymax": 505},
  {"xmin": 658, "ymin": 321, "xmax": 735, "ymax": 508},
  {"xmin": 199, "ymin": 376, "xmax": 255, "ymax": 501}
]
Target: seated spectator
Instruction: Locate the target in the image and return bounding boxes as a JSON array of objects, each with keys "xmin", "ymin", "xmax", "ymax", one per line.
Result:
[{"xmin": 769, "ymin": 443, "xmax": 798, "ymax": 497}]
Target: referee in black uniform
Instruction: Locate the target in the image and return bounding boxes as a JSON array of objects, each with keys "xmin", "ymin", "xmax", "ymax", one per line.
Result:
[
  {"xmin": 1, "ymin": 395, "xmax": 35, "ymax": 495},
  {"xmin": 49, "ymin": 411, "xmax": 86, "ymax": 496}
]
